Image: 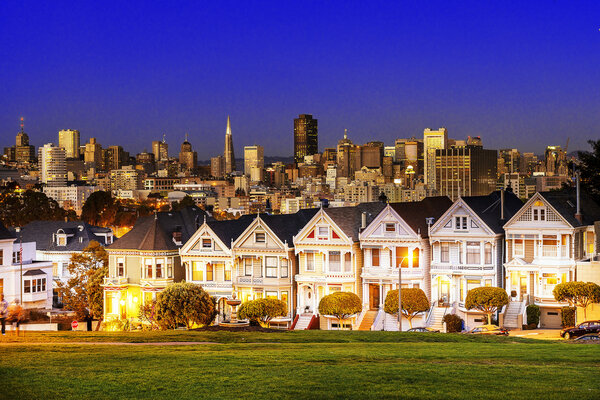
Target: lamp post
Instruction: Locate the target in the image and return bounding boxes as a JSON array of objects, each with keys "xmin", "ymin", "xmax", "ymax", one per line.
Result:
[
  {"xmin": 15, "ymin": 227, "xmax": 22, "ymax": 304},
  {"xmin": 397, "ymin": 256, "xmax": 407, "ymax": 331}
]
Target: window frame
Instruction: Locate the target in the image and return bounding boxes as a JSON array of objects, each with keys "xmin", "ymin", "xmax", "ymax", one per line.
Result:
[
  {"xmin": 306, "ymin": 252, "xmax": 315, "ymax": 272},
  {"xmin": 265, "ymin": 256, "xmax": 278, "ymax": 278},
  {"xmin": 254, "ymin": 232, "xmax": 266, "ymax": 243},
  {"xmin": 280, "ymin": 258, "xmax": 288, "ymax": 278},
  {"xmin": 329, "ymin": 251, "xmax": 341, "ymax": 272}
]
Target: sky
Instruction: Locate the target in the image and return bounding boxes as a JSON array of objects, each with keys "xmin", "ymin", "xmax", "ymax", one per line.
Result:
[{"xmin": 1, "ymin": 1, "xmax": 599, "ymax": 159}]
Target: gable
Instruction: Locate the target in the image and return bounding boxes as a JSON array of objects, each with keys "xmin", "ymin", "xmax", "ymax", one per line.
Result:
[
  {"xmin": 360, "ymin": 205, "xmax": 417, "ymax": 241},
  {"xmin": 232, "ymin": 218, "xmax": 285, "ymax": 250},
  {"xmin": 504, "ymin": 193, "xmax": 571, "ymax": 230},
  {"xmin": 431, "ymin": 200, "xmax": 494, "ymax": 236},
  {"xmin": 294, "ymin": 211, "xmax": 352, "ymax": 246},
  {"xmin": 180, "ymin": 224, "xmax": 229, "ymax": 255}
]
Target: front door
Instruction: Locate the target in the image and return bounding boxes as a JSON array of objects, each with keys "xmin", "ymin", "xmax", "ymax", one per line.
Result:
[
  {"xmin": 439, "ymin": 282, "xmax": 450, "ymax": 306},
  {"xmin": 303, "ymin": 287, "xmax": 313, "ymax": 313},
  {"xmin": 519, "ymin": 276, "xmax": 527, "ymax": 301},
  {"xmin": 369, "ymin": 284, "xmax": 380, "ymax": 310}
]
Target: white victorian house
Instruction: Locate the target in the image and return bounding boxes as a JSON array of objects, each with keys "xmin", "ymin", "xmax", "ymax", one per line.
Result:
[
  {"xmin": 503, "ymin": 188, "xmax": 600, "ymax": 328},
  {"xmin": 429, "ymin": 191, "xmax": 522, "ymax": 330},
  {"xmin": 359, "ymin": 197, "xmax": 452, "ymax": 330}
]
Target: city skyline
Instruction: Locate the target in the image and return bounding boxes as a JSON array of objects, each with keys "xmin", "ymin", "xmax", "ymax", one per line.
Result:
[{"xmin": 2, "ymin": 3, "xmax": 599, "ymax": 158}]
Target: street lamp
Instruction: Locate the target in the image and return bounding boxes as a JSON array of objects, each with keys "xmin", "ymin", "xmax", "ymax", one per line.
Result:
[
  {"xmin": 15, "ymin": 227, "xmax": 22, "ymax": 304},
  {"xmin": 397, "ymin": 256, "xmax": 407, "ymax": 331}
]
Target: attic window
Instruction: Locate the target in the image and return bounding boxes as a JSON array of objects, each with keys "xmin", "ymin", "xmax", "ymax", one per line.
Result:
[
  {"xmin": 255, "ymin": 232, "xmax": 266, "ymax": 243},
  {"xmin": 533, "ymin": 208, "xmax": 545, "ymax": 221},
  {"xmin": 317, "ymin": 226, "xmax": 329, "ymax": 237},
  {"xmin": 172, "ymin": 231, "xmax": 182, "ymax": 243},
  {"xmin": 455, "ymin": 216, "xmax": 468, "ymax": 231},
  {"xmin": 202, "ymin": 239, "xmax": 212, "ymax": 249},
  {"xmin": 385, "ymin": 223, "xmax": 395, "ymax": 232},
  {"xmin": 57, "ymin": 235, "xmax": 66, "ymax": 246}
]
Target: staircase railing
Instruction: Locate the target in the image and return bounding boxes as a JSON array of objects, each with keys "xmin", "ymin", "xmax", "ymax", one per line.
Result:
[
  {"xmin": 425, "ymin": 300, "xmax": 437, "ymax": 327},
  {"xmin": 354, "ymin": 308, "xmax": 368, "ymax": 330},
  {"xmin": 371, "ymin": 309, "xmax": 385, "ymax": 331}
]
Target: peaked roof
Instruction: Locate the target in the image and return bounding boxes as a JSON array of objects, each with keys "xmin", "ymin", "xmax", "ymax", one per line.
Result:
[
  {"xmin": 390, "ymin": 196, "xmax": 453, "ymax": 237},
  {"xmin": 322, "ymin": 202, "xmax": 386, "ymax": 241},
  {"xmin": 207, "ymin": 214, "xmax": 256, "ymax": 249},
  {"xmin": 108, "ymin": 206, "xmax": 207, "ymax": 251},
  {"xmin": 0, "ymin": 221, "xmax": 16, "ymax": 240},
  {"xmin": 462, "ymin": 190, "xmax": 523, "ymax": 233},
  {"xmin": 539, "ymin": 188, "xmax": 600, "ymax": 227},
  {"xmin": 260, "ymin": 208, "xmax": 320, "ymax": 245},
  {"xmin": 13, "ymin": 220, "xmax": 112, "ymax": 251}
]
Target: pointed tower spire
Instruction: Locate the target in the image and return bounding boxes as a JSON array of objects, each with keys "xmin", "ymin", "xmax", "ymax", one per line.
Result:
[
  {"xmin": 226, "ymin": 115, "xmax": 232, "ymax": 136},
  {"xmin": 20, "ymin": 117, "xmax": 24, "ymax": 133},
  {"xmin": 224, "ymin": 115, "xmax": 236, "ymax": 174},
  {"xmin": 344, "ymin": 128, "xmax": 348, "ymax": 140}
]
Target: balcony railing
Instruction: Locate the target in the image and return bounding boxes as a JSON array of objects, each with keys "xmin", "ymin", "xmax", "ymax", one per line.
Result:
[
  {"xmin": 363, "ymin": 267, "xmax": 424, "ymax": 277},
  {"xmin": 431, "ymin": 264, "xmax": 495, "ymax": 272},
  {"xmin": 103, "ymin": 277, "xmax": 128, "ymax": 285},
  {"xmin": 542, "ymin": 246, "xmax": 557, "ymax": 257}
]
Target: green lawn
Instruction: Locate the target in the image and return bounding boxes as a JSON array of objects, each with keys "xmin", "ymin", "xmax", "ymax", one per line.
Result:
[{"xmin": 1, "ymin": 332, "xmax": 599, "ymax": 399}]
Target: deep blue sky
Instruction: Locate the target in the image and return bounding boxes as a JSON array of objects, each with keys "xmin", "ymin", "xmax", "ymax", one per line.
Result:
[{"xmin": 1, "ymin": 2, "xmax": 599, "ymax": 159}]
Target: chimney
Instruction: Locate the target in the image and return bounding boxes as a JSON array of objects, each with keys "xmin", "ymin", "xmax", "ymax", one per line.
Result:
[
  {"xmin": 575, "ymin": 171, "xmax": 583, "ymax": 223},
  {"xmin": 500, "ymin": 189, "xmax": 505, "ymax": 221},
  {"xmin": 361, "ymin": 212, "xmax": 367, "ymax": 229}
]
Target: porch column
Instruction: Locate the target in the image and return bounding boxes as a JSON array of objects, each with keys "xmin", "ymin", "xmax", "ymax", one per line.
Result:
[
  {"xmin": 363, "ymin": 282, "xmax": 368, "ymax": 307},
  {"xmin": 313, "ymin": 284, "xmax": 318, "ymax": 314},
  {"xmin": 408, "ymin": 247, "xmax": 414, "ymax": 268},
  {"xmin": 506, "ymin": 272, "xmax": 512, "ymax": 299},
  {"xmin": 378, "ymin": 280, "xmax": 383, "ymax": 308},
  {"xmin": 297, "ymin": 285, "xmax": 302, "ymax": 314}
]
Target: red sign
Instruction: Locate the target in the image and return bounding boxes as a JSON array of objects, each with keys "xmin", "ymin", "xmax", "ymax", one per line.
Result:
[{"xmin": 71, "ymin": 320, "xmax": 79, "ymax": 329}]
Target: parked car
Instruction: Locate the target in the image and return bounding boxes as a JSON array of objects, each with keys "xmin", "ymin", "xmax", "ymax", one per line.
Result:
[
  {"xmin": 574, "ymin": 333, "xmax": 600, "ymax": 342},
  {"xmin": 560, "ymin": 321, "xmax": 600, "ymax": 340},
  {"xmin": 466, "ymin": 324, "xmax": 509, "ymax": 336},
  {"xmin": 407, "ymin": 327, "xmax": 440, "ymax": 333}
]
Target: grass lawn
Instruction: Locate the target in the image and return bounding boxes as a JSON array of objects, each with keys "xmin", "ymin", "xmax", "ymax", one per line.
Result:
[{"xmin": 1, "ymin": 331, "xmax": 599, "ymax": 399}]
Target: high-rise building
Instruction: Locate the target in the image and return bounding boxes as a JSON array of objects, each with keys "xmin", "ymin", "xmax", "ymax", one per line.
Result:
[
  {"xmin": 4, "ymin": 117, "xmax": 36, "ymax": 163},
  {"xmin": 424, "ymin": 128, "xmax": 448, "ymax": 188},
  {"xmin": 244, "ymin": 145, "xmax": 264, "ymax": 178},
  {"xmin": 544, "ymin": 146, "xmax": 567, "ymax": 176},
  {"xmin": 136, "ymin": 151, "xmax": 155, "ymax": 175},
  {"xmin": 336, "ymin": 129, "xmax": 358, "ymax": 179},
  {"xmin": 294, "ymin": 114, "xmax": 318, "ymax": 164},
  {"xmin": 179, "ymin": 135, "xmax": 197, "ymax": 170},
  {"xmin": 152, "ymin": 138, "xmax": 169, "ymax": 162},
  {"xmin": 106, "ymin": 145, "xmax": 129, "ymax": 171},
  {"xmin": 224, "ymin": 116, "xmax": 236, "ymax": 174},
  {"xmin": 211, "ymin": 155, "xmax": 225, "ymax": 178},
  {"xmin": 360, "ymin": 141, "xmax": 384, "ymax": 168},
  {"xmin": 39, "ymin": 143, "xmax": 67, "ymax": 187},
  {"xmin": 434, "ymin": 145, "xmax": 497, "ymax": 200},
  {"xmin": 84, "ymin": 138, "xmax": 103, "ymax": 169},
  {"xmin": 58, "ymin": 129, "xmax": 80, "ymax": 158}
]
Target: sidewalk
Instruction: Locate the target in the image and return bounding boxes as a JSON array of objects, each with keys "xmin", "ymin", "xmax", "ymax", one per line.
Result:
[{"xmin": 509, "ymin": 329, "xmax": 562, "ymax": 340}]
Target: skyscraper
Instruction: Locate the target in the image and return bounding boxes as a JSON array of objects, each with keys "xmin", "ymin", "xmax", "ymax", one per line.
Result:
[
  {"xmin": 244, "ymin": 145, "xmax": 264, "ymax": 182},
  {"xmin": 179, "ymin": 134, "xmax": 197, "ymax": 170},
  {"xmin": 423, "ymin": 128, "xmax": 448, "ymax": 189},
  {"xmin": 224, "ymin": 116, "xmax": 236, "ymax": 174},
  {"xmin": 58, "ymin": 129, "xmax": 80, "ymax": 158},
  {"xmin": 15, "ymin": 117, "xmax": 35, "ymax": 163},
  {"xmin": 152, "ymin": 137, "xmax": 169, "ymax": 162},
  {"xmin": 39, "ymin": 143, "xmax": 67, "ymax": 187},
  {"xmin": 294, "ymin": 114, "xmax": 318, "ymax": 164},
  {"xmin": 84, "ymin": 138, "xmax": 103, "ymax": 169}
]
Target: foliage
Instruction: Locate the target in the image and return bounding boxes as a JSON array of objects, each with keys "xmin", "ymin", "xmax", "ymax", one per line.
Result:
[
  {"xmin": 577, "ymin": 139, "xmax": 600, "ymax": 202},
  {"xmin": 0, "ymin": 190, "xmax": 69, "ymax": 227},
  {"xmin": 442, "ymin": 314, "xmax": 463, "ymax": 333},
  {"xmin": 171, "ymin": 196, "xmax": 196, "ymax": 212},
  {"xmin": 384, "ymin": 288, "xmax": 430, "ymax": 328},
  {"xmin": 237, "ymin": 298, "xmax": 288, "ymax": 327},
  {"xmin": 553, "ymin": 281, "xmax": 600, "ymax": 321},
  {"xmin": 561, "ymin": 306, "xmax": 576, "ymax": 328},
  {"xmin": 465, "ymin": 287, "xmax": 509, "ymax": 325},
  {"xmin": 138, "ymin": 299, "xmax": 161, "ymax": 330},
  {"xmin": 57, "ymin": 241, "xmax": 108, "ymax": 324},
  {"xmin": 526, "ymin": 305, "xmax": 540, "ymax": 327},
  {"xmin": 81, "ymin": 191, "xmax": 119, "ymax": 227},
  {"xmin": 155, "ymin": 282, "xmax": 216, "ymax": 329},
  {"xmin": 318, "ymin": 292, "xmax": 362, "ymax": 329}
]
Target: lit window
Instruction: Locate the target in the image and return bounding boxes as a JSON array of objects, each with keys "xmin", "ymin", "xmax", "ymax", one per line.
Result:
[
  {"xmin": 396, "ymin": 247, "xmax": 409, "ymax": 268},
  {"xmin": 265, "ymin": 291, "xmax": 278, "ymax": 299},
  {"xmin": 206, "ymin": 264, "xmax": 214, "ymax": 281},
  {"xmin": 224, "ymin": 264, "xmax": 231, "ymax": 281},
  {"xmin": 156, "ymin": 259, "xmax": 164, "ymax": 279},
  {"xmin": 192, "ymin": 261, "xmax": 203, "ymax": 281},
  {"xmin": 145, "ymin": 259, "xmax": 153, "ymax": 279},
  {"xmin": 412, "ymin": 248, "xmax": 420, "ymax": 268}
]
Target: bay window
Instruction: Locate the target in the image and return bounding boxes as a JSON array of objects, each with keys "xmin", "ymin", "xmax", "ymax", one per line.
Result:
[
  {"xmin": 371, "ymin": 249, "xmax": 380, "ymax": 267},
  {"xmin": 306, "ymin": 252, "xmax": 315, "ymax": 272},
  {"xmin": 466, "ymin": 242, "xmax": 480, "ymax": 264},
  {"xmin": 266, "ymin": 257, "xmax": 278, "ymax": 278},
  {"xmin": 280, "ymin": 258, "xmax": 288, "ymax": 278},
  {"xmin": 329, "ymin": 251, "xmax": 341, "ymax": 272},
  {"xmin": 440, "ymin": 242, "xmax": 449, "ymax": 263},
  {"xmin": 484, "ymin": 243, "xmax": 492, "ymax": 264},
  {"xmin": 155, "ymin": 259, "xmax": 164, "ymax": 279},
  {"xmin": 192, "ymin": 261, "xmax": 203, "ymax": 281},
  {"xmin": 344, "ymin": 253, "xmax": 352, "ymax": 272}
]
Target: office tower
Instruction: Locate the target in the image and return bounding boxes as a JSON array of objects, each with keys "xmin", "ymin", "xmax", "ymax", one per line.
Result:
[
  {"xmin": 498, "ymin": 149, "xmax": 521, "ymax": 175},
  {"xmin": 224, "ymin": 116, "xmax": 236, "ymax": 174},
  {"xmin": 211, "ymin": 155, "xmax": 225, "ymax": 177},
  {"xmin": 294, "ymin": 114, "xmax": 318, "ymax": 164},
  {"xmin": 14, "ymin": 118, "xmax": 35, "ymax": 163},
  {"xmin": 179, "ymin": 135, "xmax": 197, "ymax": 170},
  {"xmin": 58, "ymin": 129, "xmax": 80, "ymax": 158},
  {"xmin": 136, "ymin": 151, "xmax": 155, "ymax": 174},
  {"xmin": 84, "ymin": 138, "xmax": 104, "ymax": 169},
  {"xmin": 109, "ymin": 166, "xmax": 143, "ymax": 191},
  {"xmin": 360, "ymin": 141, "xmax": 384, "ymax": 168},
  {"xmin": 520, "ymin": 152, "xmax": 538, "ymax": 175},
  {"xmin": 384, "ymin": 146, "xmax": 396, "ymax": 161},
  {"xmin": 423, "ymin": 128, "xmax": 448, "ymax": 188},
  {"xmin": 337, "ymin": 129, "xmax": 359, "ymax": 178},
  {"xmin": 106, "ymin": 145, "xmax": 129, "ymax": 171},
  {"xmin": 544, "ymin": 146, "xmax": 567, "ymax": 176},
  {"xmin": 244, "ymin": 145, "xmax": 264, "ymax": 177},
  {"xmin": 152, "ymin": 137, "xmax": 169, "ymax": 162},
  {"xmin": 39, "ymin": 143, "xmax": 67, "ymax": 187},
  {"xmin": 434, "ymin": 145, "xmax": 497, "ymax": 200}
]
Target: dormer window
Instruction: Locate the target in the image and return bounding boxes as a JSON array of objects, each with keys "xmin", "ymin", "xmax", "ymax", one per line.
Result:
[
  {"xmin": 455, "ymin": 216, "xmax": 468, "ymax": 231},
  {"xmin": 106, "ymin": 235, "xmax": 112, "ymax": 245},
  {"xmin": 172, "ymin": 231, "xmax": 182, "ymax": 244},
  {"xmin": 255, "ymin": 232, "xmax": 266, "ymax": 243},
  {"xmin": 385, "ymin": 223, "xmax": 395, "ymax": 233},
  {"xmin": 57, "ymin": 235, "xmax": 67, "ymax": 246}
]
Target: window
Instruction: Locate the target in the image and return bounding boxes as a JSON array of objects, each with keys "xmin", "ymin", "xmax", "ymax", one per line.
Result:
[
  {"xmin": 167, "ymin": 259, "xmax": 173, "ymax": 278},
  {"xmin": 12, "ymin": 251, "xmax": 21, "ymax": 264},
  {"xmin": 385, "ymin": 223, "xmax": 395, "ymax": 232},
  {"xmin": 514, "ymin": 239, "xmax": 524, "ymax": 257},
  {"xmin": 455, "ymin": 216, "xmax": 467, "ymax": 230},
  {"xmin": 344, "ymin": 253, "xmax": 352, "ymax": 272},
  {"xmin": 192, "ymin": 262, "xmax": 203, "ymax": 281},
  {"xmin": 466, "ymin": 242, "xmax": 480, "ymax": 264},
  {"xmin": 155, "ymin": 259, "xmax": 164, "ymax": 279},
  {"xmin": 281, "ymin": 291, "xmax": 288, "ymax": 308},
  {"xmin": 412, "ymin": 248, "xmax": 419, "ymax": 268},
  {"xmin": 255, "ymin": 232, "xmax": 266, "ymax": 243},
  {"xmin": 460, "ymin": 279, "xmax": 464, "ymax": 301},
  {"xmin": 0, "ymin": 250, "xmax": 3, "ymax": 265},
  {"xmin": 224, "ymin": 264, "xmax": 231, "ymax": 281},
  {"xmin": 244, "ymin": 258, "xmax": 253, "ymax": 276},
  {"xmin": 485, "ymin": 279, "xmax": 492, "ymax": 287},
  {"xmin": 396, "ymin": 247, "xmax": 409, "ymax": 268},
  {"xmin": 24, "ymin": 278, "xmax": 46, "ymax": 293},
  {"xmin": 306, "ymin": 252, "xmax": 315, "ymax": 272},
  {"xmin": 372, "ymin": 249, "xmax": 380, "ymax": 267},
  {"xmin": 533, "ymin": 207, "xmax": 546, "ymax": 221},
  {"xmin": 58, "ymin": 235, "xmax": 67, "ymax": 246},
  {"xmin": 317, "ymin": 226, "xmax": 328, "ymax": 237},
  {"xmin": 24, "ymin": 280, "xmax": 30, "ymax": 293},
  {"xmin": 206, "ymin": 264, "xmax": 214, "ymax": 281},
  {"xmin": 202, "ymin": 238, "xmax": 212, "ymax": 249},
  {"xmin": 467, "ymin": 279, "xmax": 480, "ymax": 293},
  {"xmin": 440, "ymin": 243, "xmax": 450, "ymax": 263},
  {"xmin": 266, "ymin": 257, "xmax": 278, "ymax": 278},
  {"xmin": 265, "ymin": 291, "xmax": 278, "ymax": 299},
  {"xmin": 145, "ymin": 259, "xmax": 153, "ymax": 279},
  {"xmin": 117, "ymin": 258, "xmax": 124, "ymax": 277},
  {"xmin": 106, "ymin": 236, "xmax": 112, "ymax": 245},
  {"xmin": 329, "ymin": 251, "xmax": 341, "ymax": 272},
  {"xmin": 484, "ymin": 243, "xmax": 492, "ymax": 264},
  {"xmin": 280, "ymin": 259, "xmax": 288, "ymax": 278}
]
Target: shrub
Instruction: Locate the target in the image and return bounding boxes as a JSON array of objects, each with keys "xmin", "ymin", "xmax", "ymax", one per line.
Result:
[
  {"xmin": 465, "ymin": 287, "xmax": 509, "ymax": 325},
  {"xmin": 155, "ymin": 282, "xmax": 216, "ymax": 329},
  {"xmin": 318, "ymin": 292, "xmax": 362, "ymax": 329},
  {"xmin": 442, "ymin": 314, "xmax": 463, "ymax": 333},
  {"xmin": 526, "ymin": 304, "xmax": 540, "ymax": 327},
  {"xmin": 384, "ymin": 288, "xmax": 430, "ymax": 329},
  {"xmin": 561, "ymin": 306, "xmax": 576, "ymax": 328},
  {"xmin": 237, "ymin": 298, "xmax": 287, "ymax": 327}
]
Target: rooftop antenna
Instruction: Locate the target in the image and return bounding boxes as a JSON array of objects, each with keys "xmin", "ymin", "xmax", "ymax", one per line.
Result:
[
  {"xmin": 344, "ymin": 128, "xmax": 348, "ymax": 140},
  {"xmin": 20, "ymin": 117, "xmax": 24, "ymax": 133},
  {"xmin": 162, "ymin": 133, "xmax": 166, "ymax": 144},
  {"xmin": 185, "ymin": 133, "xmax": 189, "ymax": 142}
]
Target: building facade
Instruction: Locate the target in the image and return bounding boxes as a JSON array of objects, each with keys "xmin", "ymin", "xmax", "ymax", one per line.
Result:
[{"xmin": 294, "ymin": 114, "xmax": 318, "ymax": 164}]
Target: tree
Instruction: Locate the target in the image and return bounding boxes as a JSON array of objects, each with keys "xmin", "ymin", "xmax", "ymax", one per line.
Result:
[
  {"xmin": 0, "ymin": 190, "xmax": 67, "ymax": 227},
  {"xmin": 578, "ymin": 139, "xmax": 600, "ymax": 202},
  {"xmin": 56, "ymin": 241, "xmax": 108, "ymax": 330},
  {"xmin": 318, "ymin": 292, "xmax": 362, "ymax": 330},
  {"xmin": 170, "ymin": 196, "xmax": 195, "ymax": 212},
  {"xmin": 237, "ymin": 298, "xmax": 287, "ymax": 327},
  {"xmin": 553, "ymin": 281, "xmax": 600, "ymax": 321},
  {"xmin": 384, "ymin": 288, "xmax": 430, "ymax": 328},
  {"xmin": 155, "ymin": 282, "xmax": 216, "ymax": 329},
  {"xmin": 465, "ymin": 287, "xmax": 509, "ymax": 325},
  {"xmin": 81, "ymin": 191, "xmax": 118, "ymax": 227}
]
